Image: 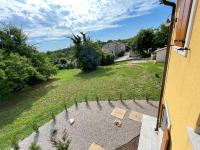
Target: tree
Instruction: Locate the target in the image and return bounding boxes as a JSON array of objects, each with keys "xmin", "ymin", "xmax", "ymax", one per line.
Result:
[
  {"xmin": 130, "ymin": 25, "xmax": 169, "ymax": 58},
  {"xmin": 153, "ymin": 24, "xmax": 169, "ymax": 49},
  {"xmin": 59, "ymin": 58, "xmax": 67, "ymax": 65},
  {"xmin": 0, "ymin": 51, "xmax": 36, "ymax": 98},
  {"xmin": 70, "ymin": 33, "xmax": 102, "ymax": 72},
  {"xmin": 0, "ymin": 25, "xmax": 57, "ymax": 100},
  {"xmin": 101, "ymin": 51, "xmax": 115, "ymax": 66},
  {"xmin": 0, "ymin": 25, "xmax": 27, "ymax": 52},
  {"xmin": 134, "ymin": 28, "xmax": 154, "ymax": 56}
]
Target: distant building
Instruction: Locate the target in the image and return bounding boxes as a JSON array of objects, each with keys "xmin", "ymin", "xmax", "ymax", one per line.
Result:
[
  {"xmin": 154, "ymin": 47, "xmax": 167, "ymax": 62},
  {"xmin": 102, "ymin": 41, "xmax": 126, "ymax": 57}
]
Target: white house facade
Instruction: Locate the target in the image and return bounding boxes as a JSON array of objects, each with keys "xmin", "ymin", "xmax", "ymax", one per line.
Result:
[
  {"xmin": 155, "ymin": 47, "xmax": 167, "ymax": 62},
  {"xmin": 102, "ymin": 41, "xmax": 126, "ymax": 56}
]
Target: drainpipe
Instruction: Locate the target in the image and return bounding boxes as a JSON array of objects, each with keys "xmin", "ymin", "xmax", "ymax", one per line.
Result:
[{"xmin": 155, "ymin": 0, "xmax": 176, "ymax": 131}]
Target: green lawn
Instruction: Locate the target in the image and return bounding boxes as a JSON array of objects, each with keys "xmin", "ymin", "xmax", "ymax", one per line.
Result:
[{"xmin": 0, "ymin": 62, "xmax": 163, "ymax": 149}]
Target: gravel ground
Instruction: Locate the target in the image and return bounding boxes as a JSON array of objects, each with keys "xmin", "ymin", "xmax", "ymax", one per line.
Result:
[{"xmin": 18, "ymin": 100, "xmax": 158, "ymax": 150}]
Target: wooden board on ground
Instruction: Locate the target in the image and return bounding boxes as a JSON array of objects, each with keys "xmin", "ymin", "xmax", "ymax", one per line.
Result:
[
  {"xmin": 129, "ymin": 111, "xmax": 143, "ymax": 122},
  {"xmin": 111, "ymin": 108, "xmax": 126, "ymax": 119},
  {"xmin": 89, "ymin": 143, "xmax": 104, "ymax": 150}
]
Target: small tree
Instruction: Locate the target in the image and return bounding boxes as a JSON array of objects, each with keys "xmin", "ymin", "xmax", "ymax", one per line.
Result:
[
  {"xmin": 131, "ymin": 28, "xmax": 154, "ymax": 57},
  {"xmin": 70, "ymin": 33, "xmax": 102, "ymax": 72},
  {"xmin": 28, "ymin": 143, "xmax": 41, "ymax": 150},
  {"xmin": 153, "ymin": 24, "xmax": 169, "ymax": 49}
]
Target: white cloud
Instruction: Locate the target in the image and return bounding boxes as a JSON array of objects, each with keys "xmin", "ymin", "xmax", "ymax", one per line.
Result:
[{"xmin": 0, "ymin": 0, "xmax": 159, "ymax": 41}]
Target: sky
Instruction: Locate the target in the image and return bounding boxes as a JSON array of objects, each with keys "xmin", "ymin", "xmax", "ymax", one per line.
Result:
[{"xmin": 0, "ymin": 0, "xmax": 172, "ymax": 52}]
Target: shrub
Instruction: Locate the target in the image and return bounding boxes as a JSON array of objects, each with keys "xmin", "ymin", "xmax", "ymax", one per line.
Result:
[
  {"xmin": 117, "ymin": 50, "xmax": 125, "ymax": 57},
  {"xmin": 77, "ymin": 41, "xmax": 102, "ymax": 71},
  {"xmin": 0, "ymin": 26, "xmax": 58, "ymax": 100},
  {"xmin": 57, "ymin": 60, "xmax": 76, "ymax": 70},
  {"xmin": 70, "ymin": 33, "xmax": 102, "ymax": 72},
  {"xmin": 51, "ymin": 131, "xmax": 71, "ymax": 150},
  {"xmin": 28, "ymin": 143, "xmax": 41, "ymax": 150},
  {"xmin": 101, "ymin": 52, "xmax": 115, "ymax": 66},
  {"xmin": 0, "ymin": 51, "xmax": 37, "ymax": 99}
]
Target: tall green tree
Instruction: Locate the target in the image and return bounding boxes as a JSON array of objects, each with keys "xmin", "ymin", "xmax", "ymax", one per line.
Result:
[
  {"xmin": 131, "ymin": 28, "xmax": 154, "ymax": 57},
  {"xmin": 130, "ymin": 25, "xmax": 169, "ymax": 57},
  {"xmin": 153, "ymin": 24, "xmax": 169, "ymax": 49},
  {"xmin": 0, "ymin": 25, "xmax": 57, "ymax": 100},
  {"xmin": 70, "ymin": 33, "xmax": 102, "ymax": 72}
]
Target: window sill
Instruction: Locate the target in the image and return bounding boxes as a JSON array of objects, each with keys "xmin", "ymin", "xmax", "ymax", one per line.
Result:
[
  {"xmin": 173, "ymin": 46, "xmax": 187, "ymax": 57},
  {"xmin": 187, "ymin": 127, "xmax": 200, "ymax": 150}
]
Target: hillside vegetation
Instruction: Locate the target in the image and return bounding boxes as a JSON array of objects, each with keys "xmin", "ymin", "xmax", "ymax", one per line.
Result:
[{"xmin": 0, "ymin": 62, "xmax": 163, "ymax": 148}]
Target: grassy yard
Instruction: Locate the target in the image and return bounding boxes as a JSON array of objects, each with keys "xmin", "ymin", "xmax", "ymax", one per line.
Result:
[{"xmin": 0, "ymin": 62, "xmax": 163, "ymax": 149}]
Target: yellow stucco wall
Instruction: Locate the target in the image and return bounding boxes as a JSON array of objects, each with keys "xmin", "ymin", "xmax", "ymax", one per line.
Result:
[{"xmin": 163, "ymin": 0, "xmax": 200, "ymax": 150}]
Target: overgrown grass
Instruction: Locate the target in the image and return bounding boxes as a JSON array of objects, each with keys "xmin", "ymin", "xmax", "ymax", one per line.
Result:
[{"xmin": 0, "ymin": 62, "xmax": 163, "ymax": 149}]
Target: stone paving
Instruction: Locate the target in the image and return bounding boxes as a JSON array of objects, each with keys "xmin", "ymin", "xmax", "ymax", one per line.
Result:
[
  {"xmin": 138, "ymin": 115, "xmax": 159, "ymax": 150},
  {"xmin": 18, "ymin": 100, "xmax": 158, "ymax": 150}
]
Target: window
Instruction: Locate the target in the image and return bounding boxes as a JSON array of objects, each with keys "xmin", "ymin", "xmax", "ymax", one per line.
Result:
[
  {"xmin": 175, "ymin": 0, "xmax": 193, "ymax": 47},
  {"xmin": 174, "ymin": 0, "xmax": 197, "ymax": 56}
]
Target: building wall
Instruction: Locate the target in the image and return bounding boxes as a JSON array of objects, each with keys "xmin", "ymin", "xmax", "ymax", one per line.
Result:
[
  {"xmin": 102, "ymin": 42, "xmax": 125, "ymax": 56},
  {"xmin": 156, "ymin": 48, "xmax": 167, "ymax": 62},
  {"xmin": 163, "ymin": 1, "xmax": 200, "ymax": 150}
]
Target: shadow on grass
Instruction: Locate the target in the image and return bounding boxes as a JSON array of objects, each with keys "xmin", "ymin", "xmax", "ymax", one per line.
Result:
[
  {"xmin": 0, "ymin": 79, "xmax": 58, "ymax": 128},
  {"xmin": 75, "ymin": 67, "xmax": 113, "ymax": 79}
]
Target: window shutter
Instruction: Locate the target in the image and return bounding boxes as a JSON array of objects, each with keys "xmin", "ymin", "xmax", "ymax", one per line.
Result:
[
  {"xmin": 161, "ymin": 128, "xmax": 170, "ymax": 150},
  {"xmin": 175, "ymin": 0, "xmax": 193, "ymax": 47}
]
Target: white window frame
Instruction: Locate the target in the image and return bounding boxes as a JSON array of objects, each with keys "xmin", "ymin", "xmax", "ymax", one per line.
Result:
[
  {"xmin": 164, "ymin": 101, "xmax": 171, "ymax": 129},
  {"xmin": 174, "ymin": 0, "xmax": 198, "ymax": 57}
]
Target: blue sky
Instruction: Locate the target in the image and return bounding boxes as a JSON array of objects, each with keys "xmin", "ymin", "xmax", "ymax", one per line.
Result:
[{"xmin": 0, "ymin": 0, "xmax": 171, "ymax": 52}]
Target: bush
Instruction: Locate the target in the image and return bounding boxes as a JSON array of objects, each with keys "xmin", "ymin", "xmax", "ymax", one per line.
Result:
[
  {"xmin": 0, "ymin": 26, "xmax": 58, "ymax": 100},
  {"xmin": 77, "ymin": 41, "xmax": 102, "ymax": 71},
  {"xmin": 0, "ymin": 51, "xmax": 37, "ymax": 99},
  {"xmin": 28, "ymin": 143, "xmax": 41, "ymax": 150},
  {"xmin": 70, "ymin": 33, "xmax": 102, "ymax": 72},
  {"xmin": 117, "ymin": 50, "xmax": 125, "ymax": 57},
  {"xmin": 57, "ymin": 60, "xmax": 76, "ymax": 70},
  {"xmin": 51, "ymin": 130, "xmax": 71, "ymax": 150},
  {"xmin": 101, "ymin": 52, "xmax": 115, "ymax": 66}
]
